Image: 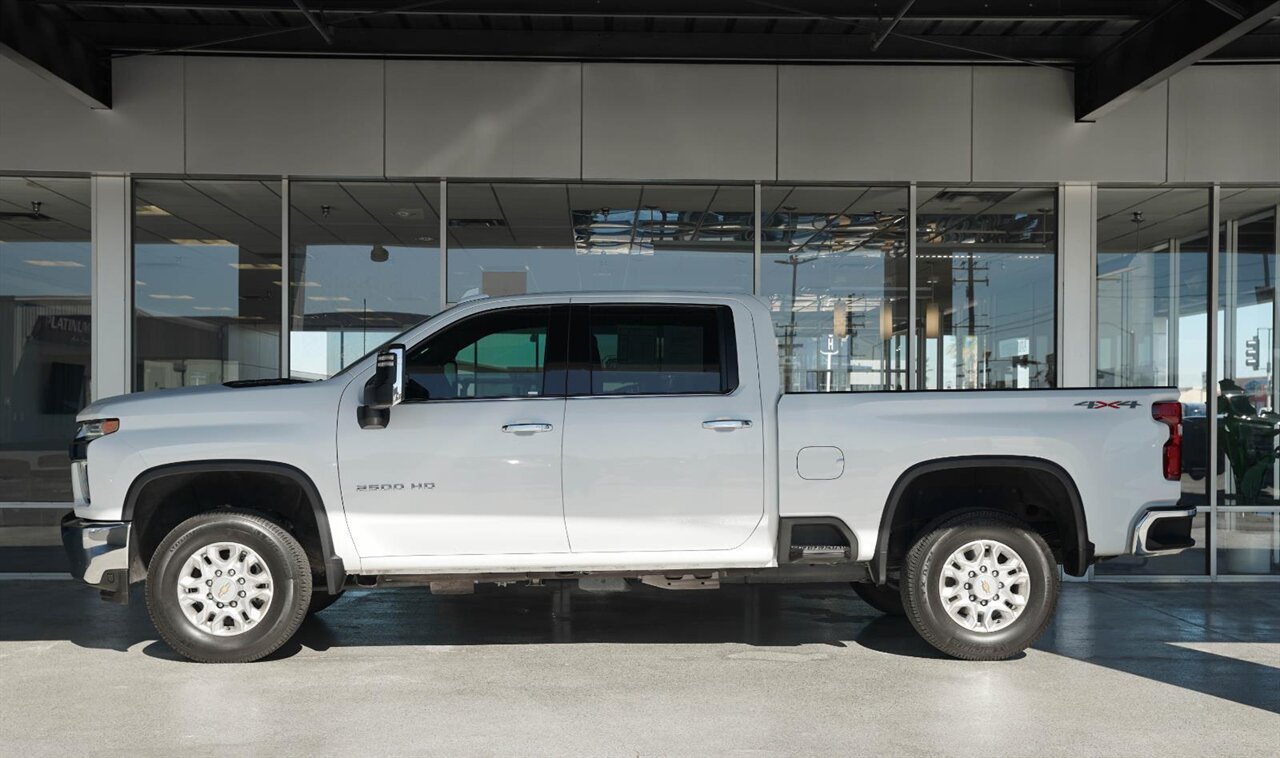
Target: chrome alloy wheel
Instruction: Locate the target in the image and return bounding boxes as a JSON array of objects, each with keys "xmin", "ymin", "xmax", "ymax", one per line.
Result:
[
  {"xmin": 176, "ymin": 541, "xmax": 274, "ymax": 636},
  {"xmin": 937, "ymin": 539, "xmax": 1030, "ymax": 633}
]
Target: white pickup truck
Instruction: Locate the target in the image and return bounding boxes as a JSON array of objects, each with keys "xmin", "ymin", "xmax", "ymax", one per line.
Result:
[{"xmin": 62, "ymin": 292, "xmax": 1194, "ymax": 663}]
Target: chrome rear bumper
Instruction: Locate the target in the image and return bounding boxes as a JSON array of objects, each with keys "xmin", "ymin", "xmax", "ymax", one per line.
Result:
[
  {"xmin": 61, "ymin": 513, "xmax": 131, "ymax": 601},
  {"xmin": 1131, "ymin": 505, "xmax": 1198, "ymax": 556}
]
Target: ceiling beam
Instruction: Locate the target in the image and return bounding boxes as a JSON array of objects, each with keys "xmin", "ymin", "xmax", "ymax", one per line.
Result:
[
  {"xmin": 34, "ymin": 0, "xmax": 1162, "ymax": 22},
  {"xmin": 76, "ymin": 24, "xmax": 1116, "ymax": 62},
  {"xmin": 0, "ymin": 0, "xmax": 110, "ymax": 108},
  {"xmin": 1074, "ymin": 0, "xmax": 1280, "ymax": 122}
]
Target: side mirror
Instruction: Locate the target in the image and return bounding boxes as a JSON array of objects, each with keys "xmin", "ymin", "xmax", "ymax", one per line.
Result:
[
  {"xmin": 366, "ymin": 344, "xmax": 405, "ymax": 409},
  {"xmin": 360, "ymin": 345, "xmax": 405, "ymax": 429}
]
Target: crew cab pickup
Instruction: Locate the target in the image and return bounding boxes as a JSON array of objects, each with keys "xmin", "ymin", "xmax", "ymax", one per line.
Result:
[{"xmin": 62, "ymin": 292, "xmax": 1195, "ymax": 662}]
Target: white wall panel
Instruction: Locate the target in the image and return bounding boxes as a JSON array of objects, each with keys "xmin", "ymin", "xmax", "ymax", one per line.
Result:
[
  {"xmin": 582, "ymin": 64, "xmax": 776, "ymax": 181},
  {"xmin": 0, "ymin": 57, "xmax": 184, "ymax": 174},
  {"xmin": 386, "ymin": 61, "xmax": 580, "ymax": 179},
  {"xmin": 1168, "ymin": 66, "xmax": 1280, "ymax": 183},
  {"xmin": 777, "ymin": 66, "xmax": 971, "ymax": 183},
  {"xmin": 973, "ymin": 68, "xmax": 1167, "ymax": 183},
  {"xmin": 184, "ymin": 57, "xmax": 384, "ymax": 177}
]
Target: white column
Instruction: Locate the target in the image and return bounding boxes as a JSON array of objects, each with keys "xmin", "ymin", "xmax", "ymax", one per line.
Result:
[
  {"xmin": 90, "ymin": 174, "xmax": 131, "ymax": 400},
  {"xmin": 1058, "ymin": 183, "xmax": 1096, "ymax": 388}
]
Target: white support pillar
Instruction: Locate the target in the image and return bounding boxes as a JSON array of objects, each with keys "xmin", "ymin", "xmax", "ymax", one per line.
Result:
[
  {"xmin": 1058, "ymin": 183, "xmax": 1096, "ymax": 388},
  {"xmin": 90, "ymin": 174, "xmax": 131, "ymax": 400}
]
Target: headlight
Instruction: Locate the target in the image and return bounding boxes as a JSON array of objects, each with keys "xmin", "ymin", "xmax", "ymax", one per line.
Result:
[{"xmin": 76, "ymin": 418, "xmax": 120, "ymax": 441}]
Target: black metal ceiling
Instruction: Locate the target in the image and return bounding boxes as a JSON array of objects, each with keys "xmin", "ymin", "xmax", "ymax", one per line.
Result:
[{"xmin": 26, "ymin": 0, "xmax": 1280, "ymax": 63}]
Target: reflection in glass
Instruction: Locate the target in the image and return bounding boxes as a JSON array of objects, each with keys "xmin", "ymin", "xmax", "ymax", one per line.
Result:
[
  {"xmin": 289, "ymin": 182, "xmax": 442, "ymax": 379},
  {"xmin": 446, "ymin": 183, "xmax": 753, "ymax": 302},
  {"xmin": 0, "ymin": 177, "xmax": 91, "ymax": 502},
  {"xmin": 1217, "ymin": 510, "xmax": 1280, "ymax": 574},
  {"xmin": 916, "ymin": 188, "xmax": 1056, "ymax": 390},
  {"xmin": 133, "ymin": 180, "xmax": 282, "ymax": 390},
  {"xmin": 1094, "ymin": 188, "xmax": 1212, "ymax": 576},
  {"xmin": 759, "ymin": 186, "xmax": 909, "ymax": 392},
  {"xmin": 1217, "ymin": 189, "xmax": 1280, "ymax": 514}
]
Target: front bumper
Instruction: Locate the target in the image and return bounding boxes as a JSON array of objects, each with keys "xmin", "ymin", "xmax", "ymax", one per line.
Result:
[
  {"xmin": 1131, "ymin": 505, "xmax": 1198, "ymax": 556},
  {"xmin": 61, "ymin": 513, "xmax": 131, "ymax": 602}
]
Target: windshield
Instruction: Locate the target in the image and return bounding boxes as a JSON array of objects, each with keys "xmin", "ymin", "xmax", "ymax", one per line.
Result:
[{"xmin": 330, "ymin": 314, "xmax": 435, "ymax": 379}]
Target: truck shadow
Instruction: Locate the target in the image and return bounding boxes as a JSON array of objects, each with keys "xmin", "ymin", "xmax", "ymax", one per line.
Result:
[{"xmin": 2, "ymin": 579, "xmax": 1276, "ymax": 713}]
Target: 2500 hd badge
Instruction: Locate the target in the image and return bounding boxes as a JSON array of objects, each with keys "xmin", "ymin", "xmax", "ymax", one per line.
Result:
[{"xmin": 356, "ymin": 482, "xmax": 435, "ymax": 492}]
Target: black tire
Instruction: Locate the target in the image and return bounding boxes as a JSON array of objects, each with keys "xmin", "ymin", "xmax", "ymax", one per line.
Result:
[
  {"xmin": 307, "ymin": 588, "xmax": 345, "ymax": 616},
  {"xmin": 901, "ymin": 510, "xmax": 1059, "ymax": 661},
  {"xmin": 145, "ymin": 510, "xmax": 312, "ymax": 663},
  {"xmin": 851, "ymin": 580, "xmax": 905, "ymax": 616}
]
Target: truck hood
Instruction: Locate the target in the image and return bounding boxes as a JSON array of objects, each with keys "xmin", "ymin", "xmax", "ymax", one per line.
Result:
[{"xmin": 78, "ymin": 379, "xmax": 347, "ymax": 423}]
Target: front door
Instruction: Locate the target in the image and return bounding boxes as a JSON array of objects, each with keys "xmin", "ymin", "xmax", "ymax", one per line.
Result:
[
  {"xmin": 337, "ymin": 305, "xmax": 570, "ymax": 557},
  {"xmin": 561, "ymin": 302, "xmax": 765, "ymax": 553}
]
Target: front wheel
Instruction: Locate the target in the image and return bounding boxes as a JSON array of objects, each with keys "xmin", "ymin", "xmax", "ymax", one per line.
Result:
[
  {"xmin": 145, "ymin": 510, "xmax": 312, "ymax": 663},
  {"xmin": 901, "ymin": 510, "xmax": 1059, "ymax": 661}
]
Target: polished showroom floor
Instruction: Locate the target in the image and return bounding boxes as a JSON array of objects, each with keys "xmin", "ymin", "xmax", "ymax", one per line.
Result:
[{"xmin": 0, "ymin": 579, "xmax": 1277, "ymax": 757}]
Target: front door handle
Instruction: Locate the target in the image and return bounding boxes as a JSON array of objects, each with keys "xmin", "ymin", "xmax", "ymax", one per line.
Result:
[
  {"xmin": 702, "ymin": 419, "xmax": 752, "ymax": 431},
  {"xmin": 502, "ymin": 423, "xmax": 554, "ymax": 434}
]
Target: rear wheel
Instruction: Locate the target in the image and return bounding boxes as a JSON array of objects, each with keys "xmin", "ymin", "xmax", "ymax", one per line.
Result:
[
  {"xmin": 145, "ymin": 510, "xmax": 312, "ymax": 663},
  {"xmin": 901, "ymin": 510, "xmax": 1058, "ymax": 661},
  {"xmin": 851, "ymin": 580, "xmax": 905, "ymax": 616}
]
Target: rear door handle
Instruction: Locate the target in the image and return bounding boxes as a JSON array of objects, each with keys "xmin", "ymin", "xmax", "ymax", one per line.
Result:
[
  {"xmin": 502, "ymin": 423, "xmax": 554, "ymax": 434},
  {"xmin": 702, "ymin": 419, "xmax": 752, "ymax": 431}
]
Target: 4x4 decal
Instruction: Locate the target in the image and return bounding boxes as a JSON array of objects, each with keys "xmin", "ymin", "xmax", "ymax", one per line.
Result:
[{"xmin": 1075, "ymin": 400, "xmax": 1141, "ymax": 409}]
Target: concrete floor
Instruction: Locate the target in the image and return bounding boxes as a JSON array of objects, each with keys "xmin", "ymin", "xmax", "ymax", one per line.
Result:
[{"xmin": 0, "ymin": 580, "xmax": 1277, "ymax": 757}]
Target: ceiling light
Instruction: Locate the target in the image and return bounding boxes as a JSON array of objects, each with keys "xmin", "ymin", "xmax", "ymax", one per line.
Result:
[
  {"xmin": 150, "ymin": 294, "xmax": 195, "ymax": 300},
  {"xmin": 274, "ymin": 281, "xmax": 320, "ymax": 287},
  {"xmin": 169, "ymin": 238, "xmax": 233, "ymax": 246},
  {"xmin": 416, "ymin": 236, "xmax": 435, "ymax": 243},
  {"xmin": 24, "ymin": 260, "xmax": 85, "ymax": 267},
  {"xmin": 394, "ymin": 208, "xmax": 424, "ymax": 219},
  {"xmin": 135, "ymin": 204, "xmax": 171, "ymax": 217},
  {"xmin": 229, "ymin": 263, "xmax": 283, "ymax": 270},
  {"xmin": 193, "ymin": 306, "xmax": 234, "ymax": 312},
  {"xmin": 307, "ymin": 295, "xmax": 352, "ymax": 302}
]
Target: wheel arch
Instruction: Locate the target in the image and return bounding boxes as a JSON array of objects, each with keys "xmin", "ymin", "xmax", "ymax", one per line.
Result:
[
  {"xmin": 872, "ymin": 455, "xmax": 1090, "ymax": 584},
  {"xmin": 124, "ymin": 460, "xmax": 345, "ymax": 594}
]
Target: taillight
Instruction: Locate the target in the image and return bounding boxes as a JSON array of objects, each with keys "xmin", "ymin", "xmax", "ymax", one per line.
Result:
[{"xmin": 1152, "ymin": 401, "xmax": 1182, "ymax": 481}]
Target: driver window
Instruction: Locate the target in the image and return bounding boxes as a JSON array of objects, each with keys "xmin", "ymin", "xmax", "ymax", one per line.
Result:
[{"xmin": 404, "ymin": 307, "xmax": 550, "ymax": 401}]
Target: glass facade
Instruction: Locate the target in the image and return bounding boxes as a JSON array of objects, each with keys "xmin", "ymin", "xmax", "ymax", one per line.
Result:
[
  {"xmin": 5, "ymin": 177, "xmax": 1280, "ymax": 580},
  {"xmin": 446, "ymin": 183, "xmax": 754, "ymax": 301},
  {"xmin": 0, "ymin": 177, "xmax": 91, "ymax": 503},
  {"xmin": 133, "ymin": 180, "xmax": 283, "ymax": 391},
  {"xmin": 760, "ymin": 186, "xmax": 910, "ymax": 392},
  {"xmin": 289, "ymin": 181, "xmax": 442, "ymax": 379},
  {"xmin": 916, "ymin": 188, "xmax": 1058, "ymax": 390}
]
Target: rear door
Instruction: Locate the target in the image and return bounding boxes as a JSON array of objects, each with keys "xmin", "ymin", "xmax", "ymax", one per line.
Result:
[{"xmin": 560, "ymin": 300, "xmax": 765, "ymax": 553}]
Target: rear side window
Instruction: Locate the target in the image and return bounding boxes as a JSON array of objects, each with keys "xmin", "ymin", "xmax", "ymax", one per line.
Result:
[{"xmin": 580, "ymin": 305, "xmax": 737, "ymax": 396}]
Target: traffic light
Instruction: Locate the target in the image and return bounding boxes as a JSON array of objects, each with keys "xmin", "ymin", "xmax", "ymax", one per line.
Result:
[{"xmin": 1245, "ymin": 336, "xmax": 1261, "ymax": 371}]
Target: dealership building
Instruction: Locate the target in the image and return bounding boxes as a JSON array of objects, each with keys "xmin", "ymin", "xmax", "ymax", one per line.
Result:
[{"xmin": 2, "ymin": 1, "xmax": 1279, "ymax": 580}]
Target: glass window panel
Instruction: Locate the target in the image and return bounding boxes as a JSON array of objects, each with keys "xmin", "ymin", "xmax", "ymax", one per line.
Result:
[
  {"xmin": 587, "ymin": 305, "xmax": 726, "ymax": 396},
  {"xmin": 405, "ymin": 306, "xmax": 548, "ymax": 401},
  {"xmin": 133, "ymin": 179, "xmax": 282, "ymax": 391},
  {"xmin": 289, "ymin": 181, "xmax": 442, "ymax": 379},
  {"xmin": 446, "ymin": 183, "xmax": 753, "ymax": 302},
  {"xmin": 1095, "ymin": 187, "xmax": 1213, "ymax": 546},
  {"xmin": 0, "ymin": 507, "xmax": 68, "ymax": 572},
  {"xmin": 1094, "ymin": 511, "xmax": 1210, "ymax": 576},
  {"xmin": 1217, "ymin": 510, "xmax": 1280, "ymax": 575},
  {"xmin": 1216, "ymin": 189, "xmax": 1280, "ymax": 509},
  {"xmin": 0, "ymin": 177, "xmax": 91, "ymax": 503},
  {"xmin": 917, "ymin": 187, "xmax": 1057, "ymax": 390},
  {"xmin": 760, "ymin": 186, "xmax": 910, "ymax": 392}
]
